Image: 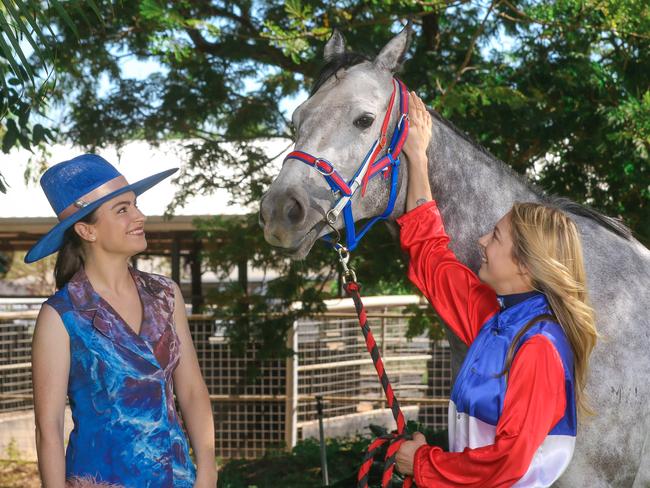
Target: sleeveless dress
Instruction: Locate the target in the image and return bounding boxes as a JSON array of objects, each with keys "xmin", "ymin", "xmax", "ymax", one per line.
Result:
[{"xmin": 45, "ymin": 266, "xmax": 197, "ymax": 487}]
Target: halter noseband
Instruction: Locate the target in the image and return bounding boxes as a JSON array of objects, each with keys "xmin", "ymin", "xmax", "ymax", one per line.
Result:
[{"xmin": 283, "ymin": 78, "xmax": 410, "ymax": 251}]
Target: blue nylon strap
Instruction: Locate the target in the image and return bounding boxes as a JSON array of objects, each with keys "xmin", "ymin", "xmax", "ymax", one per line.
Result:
[
  {"xmin": 343, "ymin": 203, "xmax": 357, "ymax": 250},
  {"xmin": 326, "ymin": 155, "xmax": 401, "ymax": 252},
  {"xmin": 350, "ymin": 157, "xmax": 401, "ymax": 249}
]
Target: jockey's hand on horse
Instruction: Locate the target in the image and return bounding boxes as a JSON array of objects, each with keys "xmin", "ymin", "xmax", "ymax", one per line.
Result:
[
  {"xmin": 404, "ymin": 91, "xmax": 433, "ymax": 211},
  {"xmin": 402, "ymin": 91, "xmax": 432, "ymax": 168},
  {"xmin": 396, "ymin": 432, "xmax": 428, "ymax": 476}
]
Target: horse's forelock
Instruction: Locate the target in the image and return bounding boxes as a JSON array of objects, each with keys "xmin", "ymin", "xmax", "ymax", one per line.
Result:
[{"xmin": 310, "ymin": 52, "xmax": 371, "ymax": 96}]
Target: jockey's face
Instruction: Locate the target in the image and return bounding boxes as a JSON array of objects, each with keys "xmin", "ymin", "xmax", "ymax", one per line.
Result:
[{"xmin": 477, "ymin": 212, "xmax": 532, "ymax": 295}]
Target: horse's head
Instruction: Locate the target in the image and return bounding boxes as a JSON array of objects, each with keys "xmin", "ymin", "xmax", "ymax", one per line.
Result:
[{"xmin": 260, "ymin": 26, "xmax": 412, "ymax": 258}]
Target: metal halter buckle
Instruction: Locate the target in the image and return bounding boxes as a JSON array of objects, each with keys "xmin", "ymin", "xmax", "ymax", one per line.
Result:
[
  {"xmin": 326, "ymin": 209, "xmax": 338, "ymax": 225},
  {"xmin": 335, "ymin": 244, "xmax": 357, "ymax": 283},
  {"xmin": 314, "ymin": 158, "xmax": 335, "ymax": 177}
]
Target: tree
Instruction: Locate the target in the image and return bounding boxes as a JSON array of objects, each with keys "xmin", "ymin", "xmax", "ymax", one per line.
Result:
[
  {"xmin": 0, "ymin": 0, "xmax": 100, "ymax": 192},
  {"xmin": 13, "ymin": 0, "xmax": 649, "ymax": 354},
  {"xmin": 36, "ymin": 0, "xmax": 649, "ymax": 241}
]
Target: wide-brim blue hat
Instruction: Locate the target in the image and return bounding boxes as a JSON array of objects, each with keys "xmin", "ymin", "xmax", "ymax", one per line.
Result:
[{"xmin": 25, "ymin": 154, "xmax": 178, "ymax": 263}]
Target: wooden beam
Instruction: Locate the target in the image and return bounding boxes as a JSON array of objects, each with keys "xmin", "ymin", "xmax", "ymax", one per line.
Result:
[
  {"xmin": 171, "ymin": 236, "xmax": 181, "ymax": 285},
  {"xmin": 190, "ymin": 238, "xmax": 203, "ymax": 314}
]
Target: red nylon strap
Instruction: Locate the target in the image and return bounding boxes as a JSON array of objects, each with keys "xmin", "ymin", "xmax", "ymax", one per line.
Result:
[
  {"xmin": 378, "ymin": 80, "xmax": 398, "ymax": 147},
  {"xmin": 360, "ymin": 81, "xmax": 399, "ymax": 197},
  {"xmin": 362, "ymin": 154, "xmax": 393, "ymax": 185},
  {"xmin": 362, "ymin": 80, "xmax": 411, "ymax": 190},
  {"xmin": 393, "ymin": 80, "xmax": 410, "ymax": 158},
  {"xmin": 284, "ymin": 150, "xmax": 353, "ymax": 195}
]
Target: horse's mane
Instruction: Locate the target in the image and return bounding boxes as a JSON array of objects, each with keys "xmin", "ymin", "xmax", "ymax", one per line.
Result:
[
  {"xmin": 428, "ymin": 111, "xmax": 633, "ymax": 241},
  {"xmin": 545, "ymin": 196, "xmax": 634, "ymax": 241},
  {"xmin": 311, "ymin": 52, "xmax": 633, "ymax": 242}
]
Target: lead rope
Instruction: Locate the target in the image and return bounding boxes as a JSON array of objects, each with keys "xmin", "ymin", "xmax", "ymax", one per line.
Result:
[{"xmin": 336, "ymin": 246, "xmax": 415, "ymax": 488}]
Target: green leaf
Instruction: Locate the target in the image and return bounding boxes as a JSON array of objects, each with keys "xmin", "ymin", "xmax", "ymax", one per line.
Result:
[
  {"xmin": 0, "ymin": 0, "xmax": 47, "ymax": 60},
  {"xmin": 2, "ymin": 118, "xmax": 18, "ymax": 153},
  {"xmin": 50, "ymin": 0, "xmax": 80, "ymax": 37},
  {"xmin": 32, "ymin": 123, "xmax": 46, "ymax": 144},
  {"xmin": 0, "ymin": 26, "xmax": 31, "ymax": 82},
  {"xmin": 0, "ymin": 10, "xmax": 36, "ymax": 81}
]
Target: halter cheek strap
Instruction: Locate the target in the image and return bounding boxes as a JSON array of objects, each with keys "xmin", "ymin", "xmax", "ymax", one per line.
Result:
[{"xmin": 283, "ymin": 78, "xmax": 410, "ymax": 251}]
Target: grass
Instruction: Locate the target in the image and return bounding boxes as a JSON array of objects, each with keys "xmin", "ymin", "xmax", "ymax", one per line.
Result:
[
  {"xmin": 218, "ymin": 424, "xmax": 448, "ymax": 488},
  {"xmin": 0, "ymin": 425, "xmax": 448, "ymax": 488},
  {"xmin": 0, "ymin": 459, "xmax": 40, "ymax": 488}
]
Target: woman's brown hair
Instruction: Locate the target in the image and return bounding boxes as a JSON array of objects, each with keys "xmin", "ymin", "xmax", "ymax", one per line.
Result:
[{"xmin": 54, "ymin": 211, "xmax": 98, "ymax": 289}]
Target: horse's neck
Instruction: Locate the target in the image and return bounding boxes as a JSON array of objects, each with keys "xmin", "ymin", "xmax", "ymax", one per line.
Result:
[{"xmin": 421, "ymin": 114, "xmax": 540, "ymax": 270}]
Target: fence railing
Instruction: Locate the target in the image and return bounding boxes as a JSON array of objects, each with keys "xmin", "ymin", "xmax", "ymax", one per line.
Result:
[{"xmin": 0, "ymin": 295, "xmax": 452, "ymax": 460}]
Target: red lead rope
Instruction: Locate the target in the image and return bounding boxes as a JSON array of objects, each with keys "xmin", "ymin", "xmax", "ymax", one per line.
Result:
[{"xmin": 344, "ymin": 280, "xmax": 415, "ymax": 488}]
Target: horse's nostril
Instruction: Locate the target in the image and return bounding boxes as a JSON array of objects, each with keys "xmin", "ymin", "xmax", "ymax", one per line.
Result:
[{"xmin": 286, "ymin": 197, "xmax": 305, "ymax": 225}]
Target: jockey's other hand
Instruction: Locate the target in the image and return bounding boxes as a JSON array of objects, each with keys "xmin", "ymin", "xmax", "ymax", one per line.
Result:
[{"xmin": 395, "ymin": 431, "xmax": 427, "ymax": 476}]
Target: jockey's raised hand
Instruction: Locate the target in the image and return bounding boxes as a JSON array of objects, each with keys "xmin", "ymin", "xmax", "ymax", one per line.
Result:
[
  {"xmin": 403, "ymin": 91, "xmax": 433, "ymax": 211},
  {"xmin": 403, "ymin": 91, "xmax": 432, "ymax": 166}
]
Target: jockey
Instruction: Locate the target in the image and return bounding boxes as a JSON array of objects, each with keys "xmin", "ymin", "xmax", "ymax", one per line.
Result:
[{"xmin": 394, "ymin": 92, "xmax": 598, "ymax": 487}]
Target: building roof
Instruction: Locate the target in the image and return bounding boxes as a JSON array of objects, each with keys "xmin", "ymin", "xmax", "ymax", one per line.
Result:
[
  {"xmin": 0, "ymin": 214, "xmax": 244, "ymax": 253},
  {"xmin": 0, "ymin": 139, "xmax": 288, "ymax": 254}
]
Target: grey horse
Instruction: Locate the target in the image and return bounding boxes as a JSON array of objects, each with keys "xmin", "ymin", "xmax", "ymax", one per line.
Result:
[{"xmin": 259, "ymin": 26, "xmax": 650, "ymax": 487}]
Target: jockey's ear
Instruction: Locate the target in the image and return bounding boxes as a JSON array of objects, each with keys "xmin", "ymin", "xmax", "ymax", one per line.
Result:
[
  {"xmin": 324, "ymin": 29, "xmax": 346, "ymax": 62},
  {"xmin": 374, "ymin": 21, "xmax": 413, "ymax": 72}
]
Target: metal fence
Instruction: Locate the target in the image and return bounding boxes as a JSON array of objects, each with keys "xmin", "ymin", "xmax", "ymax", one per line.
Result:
[
  {"xmin": 0, "ymin": 310, "xmax": 36, "ymax": 412},
  {"xmin": 0, "ymin": 295, "xmax": 452, "ymax": 460}
]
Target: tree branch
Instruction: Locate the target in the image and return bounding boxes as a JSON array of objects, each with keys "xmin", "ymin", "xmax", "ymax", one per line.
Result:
[
  {"xmin": 185, "ymin": 27, "xmax": 318, "ymax": 77},
  {"xmin": 440, "ymin": 0, "xmax": 501, "ymax": 104}
]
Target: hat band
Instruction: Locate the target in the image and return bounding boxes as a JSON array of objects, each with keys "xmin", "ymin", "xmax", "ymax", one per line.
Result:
[{"xmin": 57, "ymin": 175, "xmax": 129, "ymax": 221}]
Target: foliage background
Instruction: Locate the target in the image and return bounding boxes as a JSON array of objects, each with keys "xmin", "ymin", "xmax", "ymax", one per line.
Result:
[
  {"xmin": 1, "ymin": 0, "xmax": 648, "ymax": 353},
  {"xmin": 0, "ymin": 2, "xmax": 648, "ymax": 483}
]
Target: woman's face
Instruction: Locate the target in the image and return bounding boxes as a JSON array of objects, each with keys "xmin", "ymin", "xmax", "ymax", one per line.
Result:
[
  {"xmin": 477, "ymin": 212, "xmax": 531, "ymax": 295},
  {"xmin": 78, "ymin": 191, "xmax": 147, "ymax": 258}
]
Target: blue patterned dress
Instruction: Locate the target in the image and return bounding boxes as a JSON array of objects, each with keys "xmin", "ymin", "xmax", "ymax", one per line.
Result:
[{"xmin": 45, "ymin": 266, "xmax": 197, "ymax": 487}]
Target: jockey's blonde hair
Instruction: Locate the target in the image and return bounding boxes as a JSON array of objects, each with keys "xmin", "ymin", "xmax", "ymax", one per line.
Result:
[{"xmin": 507, "ymin": 202, "xmax": 598, "ymax": 420}]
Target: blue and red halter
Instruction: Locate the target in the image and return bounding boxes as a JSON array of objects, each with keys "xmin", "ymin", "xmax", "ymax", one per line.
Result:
[
  {"xmin": 285, "ymin": 77, "xmax": 415, "ymax": 488},
  {"xmin": 283, "ymin": 78, "xmax": 410, "ymax": 251}
]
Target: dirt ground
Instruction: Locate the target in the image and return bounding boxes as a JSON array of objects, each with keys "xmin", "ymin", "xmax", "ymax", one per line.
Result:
[{"xmin": 0, "ymin": 459, "xmax": 40, "ymax": 488}]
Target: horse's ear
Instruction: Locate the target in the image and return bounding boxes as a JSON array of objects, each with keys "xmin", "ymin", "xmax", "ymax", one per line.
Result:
[
  {"xmin": 374, "ymin": 22, "xmax": 413, "ymax": 72},
  {"xmin": 324, "ymin": 29, "xmax": 346, "ymax": 61}
]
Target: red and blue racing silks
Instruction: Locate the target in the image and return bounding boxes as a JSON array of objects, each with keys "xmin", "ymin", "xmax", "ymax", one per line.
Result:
[{"xmin": 397, "ymin": 201, "xmax": 577, "ymax": 487}]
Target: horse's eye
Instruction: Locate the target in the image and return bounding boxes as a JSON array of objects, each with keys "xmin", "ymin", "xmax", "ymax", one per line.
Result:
[{"xmin": 353, "ymin": 115, "xmax": 375, "ymax": 129}]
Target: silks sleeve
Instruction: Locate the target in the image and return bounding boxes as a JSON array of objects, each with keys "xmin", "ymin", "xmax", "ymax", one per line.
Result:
[
  {"xmin": 412, "ymin": 335, "xmax": 567, "ymax": 487},
  {"xmin": 397, "ymin": 201, "xmax": 499, "ymax": 346}
]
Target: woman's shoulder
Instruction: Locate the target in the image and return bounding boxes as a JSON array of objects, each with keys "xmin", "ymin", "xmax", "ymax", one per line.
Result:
[{"xmin": 42, "ymin": 285, "xmax": 73, "ymax": 315}]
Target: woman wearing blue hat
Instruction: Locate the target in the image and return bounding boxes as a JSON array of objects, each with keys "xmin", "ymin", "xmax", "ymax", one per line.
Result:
[{"xmin": 28, "ymin": 154, "xmax": 217, "ymax": 487}]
